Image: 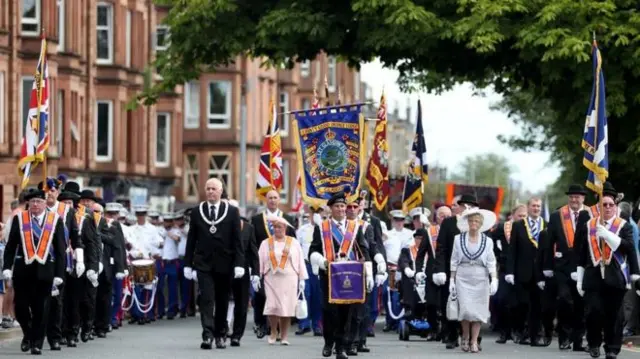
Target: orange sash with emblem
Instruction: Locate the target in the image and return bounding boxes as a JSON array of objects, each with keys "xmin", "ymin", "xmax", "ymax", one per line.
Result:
[
  {"xmin": 93, "ymin": 212, "xmax": 101, "ymax": 227},
  {"xmin": 560, "ymin": 206, "xmax": 576, "ymax": 248},
  {"xmin": 588, "ymin": 217, "xmax": 623, "ymax": 265},
  {"xmin": 504, "ymin": 221, "xmax": 512, "ymax": 243},
  {"xmin": 321, "ymin": 219, "xmax": 358, "ymax": 262},
  {"xmin": 20, "ymin": 211, "xmax": 58, "ymax": 264},
  {"xmin": 267, "ymin": 236, "xmax": 293, "ymax": 272}
]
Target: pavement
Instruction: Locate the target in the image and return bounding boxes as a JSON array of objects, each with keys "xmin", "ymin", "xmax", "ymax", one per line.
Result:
[{"xmin": 2, "ymin": 318, "xmax": 640, "ymax": 358}]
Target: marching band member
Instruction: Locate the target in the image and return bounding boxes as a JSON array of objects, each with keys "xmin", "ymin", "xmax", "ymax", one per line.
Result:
[
  {"xmin": 160, "ymin": 213, "xmax": 181, "ymax": 320},
  {"xmin": 308, "ymin": 190, "xmax": 372, "ymax": 359},
  {"xmin": 250, "ymin": 189, "xmax": 296, "ymax": 338},
  {"xmin": 111, "ymin": 207, "xmax": 130, "ymax": 329},
  {"xmin": 410, "ymin": 207, "xmax": 430, "ymax": 231},
  {"xmin": 2, "ymin": 188, "xmax": 67, "ymax": 355},
  {"xmin": 577, "ymin": 182, "xmax": 640, "ymax": 359},
  {"xmin": 382, "ymin": 210, "xmax": 413, "ymax": 332},
  {"xmin": 38, "ymin": 177, "xmax": 83, "ymax": 351},
  {"xmin": 174, "ymin": 209, "xmax": 192, "ymax": 318},
  {"xmin": 295, "ymin": 207, "xmax": 323, "ymax": 336},
  {"xmin": 399, "ymin": 229, "xmax": 430, "ymax": 322},
  {"xmin": 147, "ymin": 211, "xmax": 165, "ymax": 320},
  {"xmin": 542, "ymin": 184, "xmax": 591, "ymax": 351},
  {"xmin": 414, "ymin": 212, "xmax": 442, "ymax": 341}
]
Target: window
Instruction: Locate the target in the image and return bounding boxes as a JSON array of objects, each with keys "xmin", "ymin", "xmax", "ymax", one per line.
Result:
[
  {"xmin": 327, "ymin": 56, "xmax": 337, "ymax": 92},
  {"xmin": 207, "ymin": 81, "xmax": 231, "ymax": 128},
  {"xmin": 300, "ymin": 60, "xmax": 310, "ymax": 78},
  {"xmin": 95, "ymin": 100, "xmax": 113, "ymax": 161},
  {"xmin": 155, "ymin": 25, "xmax": 169, "ymax": 51},
  {"xmin": 302, "ymin": 98, "xmax": 310, "ymax": 110},
  {"xmin": 21, "ymin": 76, "xmax": 34, "ymax": 135},
  {"xmin": 208, "ymin": 154, "xmax": 232, "ymax": 196},
  {"xmin": 57, "ymin": 0, "xmax": 64, "ymax": 51},
  {"xmin": 354, "ymin": 72, "xmax": 360, "ymax": 101},
  {"xmin": 0, "ymin": 72, "xmax": 4, "ymax": 143},
  {"xmin": 278, "ymin": 91, "xmax": 289, "ymax": 135},
  {"xmin": 184, "ymin": 81, "xmax": 200, "ymax": 128},
  {"xmin": 155, "ymin": 113, "xmax": 170, "ymax": 167},
  {"xmin": 96, "ymin": 3, "xmax": 113, "ymax": 64},
  {"xmin": 56, "ymin": 90, "xmax": 64, "ymax": 154},
  {"xmin": 280, "ymin": 160, "xmax": 289, "ymax": 203},
  {"xmin": 22, "ymin": 0, "xmax": 40, "ymax": 35},
  {"xmin": 125, "ymin": 10, "xmax": 131, "ymax": 67},
  {"xmin": 184, "ymin": 154, "xmax": 199, "ymax": 199}
]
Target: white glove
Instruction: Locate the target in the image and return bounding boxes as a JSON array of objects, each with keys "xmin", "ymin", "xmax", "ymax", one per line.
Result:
[
  {"xmin": 543, "ymin": 270, "xmax": 554, "ymax": 278},
  {"xmin": 570, "ymin": 272, "xmax": 578, "ymax": 281},
  {"xmin": 505, "ymin": 274, "xmax": 515, "ymax": 285},
  {"xmin": 74, "ymin": 248, "xmax": 85, "ymax": 277},
  {"xmin": 2, "ymin": 269, "xmax": 11, "ymax": 280},
  {"xmin": 366, "ymin": 275, "xmax": 374, "ymax": 292},
  {"xmin": 632, "ymin": 274, "xmax": 640, "ymax": 282},
  {"xmin": 577, "ymin": 281, "xmax": 584, "ymax": 297},
  {"xmin": 298, "ymin": 279, "xmax": 305, "ymax": 292},
  {"xmin": 53, "ymin": 277, "xmax": 63, "ymax": 286},
  {"xmin": 490, "ymin": 279, "xmax": 498, "ymax": 295},
  {"xmin": 99, "ymin": 262, "xmax": 104, "ymax": 274},
  {"xmin": 115, "ymin": 272, "xmax": 125, "ymax": 280},
  {"xmin": 597, "ymin": 224, "xmax": 621, "ymax": 250},
  {"xmin": 537, "ymin": 281, "xmax": 546, "ymax": 290},
  {"xmin": 374, "ymin": 253, "xmax": 386, "ymax": 274},
  {"xmin": 234, "ymin": 266, "xmax": 245, "ymax": 279},
  {"xmin": 404, "ymin": 268, "xmax": 415, "ymax": 278},
  {"xmin": 75, "ymin": 262, "xmax": 86, "ymax": 277},
  {"xmin": 313, "ymin": 213, "xmax": 323, "ymax": 226},
  {"xmin": 52, "ymin": 288, "xmax": 59, "ymax": 297},
  {"xmin": 449, "ymin": 280, "xmax": 456, "ymax": 294},
  {"xmin": 375, "ymin": 273, "xmax": 386, "ymax": 287},
  {"xmin": 183, "ymin": 267, "xmax": 193, "ymax": 280},
  {"xmin": 310, "ymin": 252, "xmax": 327, "ymax": 272},
  {"xmin": 416, "ymin": 272, "xmax": 427, "ymax": 282},
  {"xmin": 86, "ymin": 270, "xmax": 98, "ymax": 282},
  {"xmin": 251, "ymin": 275, "xmax": 261, "ymax": 292},
  {"xmin": 433, "ymin": 272, "xmax": 446, "ymax": 286},
  {"xmin": 90, "ymin": 278, "xmax": 99, "ymax": 287},
  {"xmin": 124, "ymin": 269, "xmax": 129, "ymax": 276},
  {"xmin": 365, "ymin": 261, "xmax": 374, "ymax": 292}
]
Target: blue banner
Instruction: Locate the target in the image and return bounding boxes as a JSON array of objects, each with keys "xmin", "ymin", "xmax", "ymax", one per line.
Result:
[{"xmin": 293, "ymin": 106, "xmax": 367, "ymax": 208}]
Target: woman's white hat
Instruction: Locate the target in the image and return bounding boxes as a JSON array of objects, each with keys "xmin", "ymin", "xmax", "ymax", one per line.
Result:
[
  {"xmin": 266, "ymin": 215, "xmax": 293, "ymax": 228},
  {"xmin": 456, "ymin": 208, "xmax": 497, "ymax": 233}
]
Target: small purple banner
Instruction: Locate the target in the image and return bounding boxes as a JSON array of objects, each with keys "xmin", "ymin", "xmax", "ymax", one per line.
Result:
[{"xmin": 328, "ymin": 261, "xmax": 365, "ymax": 304}]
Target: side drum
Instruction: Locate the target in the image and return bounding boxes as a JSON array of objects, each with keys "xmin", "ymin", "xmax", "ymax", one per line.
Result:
[{"xmin": 130, "ymin": 259, "xmax": 156, "ymax": 285}]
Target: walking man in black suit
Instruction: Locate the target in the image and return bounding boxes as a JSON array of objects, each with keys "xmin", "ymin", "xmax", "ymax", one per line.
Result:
[
  {"xmin": 183, "ymin": 178, "xmax": 245, "ymax": 350},
  {"xmin": 2, "ymin": 188, "xmax": 67, "ymax": 355}
]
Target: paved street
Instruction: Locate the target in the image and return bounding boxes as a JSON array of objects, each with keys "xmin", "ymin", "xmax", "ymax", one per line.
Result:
[{"xmin": 2, "ymin": 317, "xmax": 640, "ymax": 358}]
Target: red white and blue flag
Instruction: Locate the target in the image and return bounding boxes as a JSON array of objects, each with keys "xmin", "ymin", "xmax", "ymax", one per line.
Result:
[
  {"xmin": 256, "ymin": 99, "xmax": 283, "ymax": 201},
  {"xmin": 18, "ymin": 35, "xmax": 50, "ymax": 189}
]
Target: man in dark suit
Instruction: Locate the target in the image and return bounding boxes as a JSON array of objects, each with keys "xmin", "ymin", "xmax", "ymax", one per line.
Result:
[
  {"xmin": 505, "ymin": 196, "xmax": 548, "ymax": 346},
  {"xmin": 577, "ymin": 182, "xmax": 640, "ymax": 359},
  {"xmin": 250, "ymin": 189, "xmax": 296, "ymax": 338},
  {"xmin": 541, "ymin": 184, "xmax": 591, "ymax": 351},
  {"xmin": 227, "ymin": 199, "xmax": 258, "ymax": 346},
  {"xmin": 184, "ymin": 178, "xmax": 245, "ymax": 350},
  {"xmin": 2, "ymin": 188, "xmax": 67, "ymax": 355}
]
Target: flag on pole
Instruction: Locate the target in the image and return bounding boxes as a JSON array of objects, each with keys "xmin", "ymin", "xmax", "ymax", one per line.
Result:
[
  {"xmin": 582, "ymin": 39, "xmax": 609, "ymax": 195},
  {"xmin": 365, "ymin": 92, "xmax": 390, "ymax": 211},
  {"xmin": 292, "ymin": 84, "xmax": 321, "ymax": 212},
  {"xmin": 402, "ymin": 100, "xmax": 429, "ymax": 212},
  {"xmin": 17, "ymin": 34, "xmax": 50, "ymax": 189},
  {"xmin": 256, "ymin": 99, "xmax": 283, "ymax": 201}
]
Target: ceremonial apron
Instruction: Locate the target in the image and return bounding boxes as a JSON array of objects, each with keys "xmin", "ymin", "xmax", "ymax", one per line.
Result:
[{"xmin": 321, "ymin": 219, "xmax": 365, "ymax": 304}]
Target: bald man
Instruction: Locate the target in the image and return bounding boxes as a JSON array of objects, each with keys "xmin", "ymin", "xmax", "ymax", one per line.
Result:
[{"xmin": 435, "ymin": 206, "xmax": 452, "ymax": 225}]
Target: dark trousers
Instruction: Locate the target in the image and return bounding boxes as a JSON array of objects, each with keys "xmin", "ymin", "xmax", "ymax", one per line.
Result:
[
  {"xmin": 47, "ymin": 283, "xmax": 64, "ymax": 345},
  {"xmin": 231, "ymin": 270, "xmax": 250, "ymax": 339},
  {"xmin": 253, "ymin": 290, "xmax": 268, "ymax": 329},
  {"xmin": 14, "ymin": 276, "xmax": 52, "ymax": 349},
  {"xmin": 197, "ymin": 270, "xmax": 231, "ymax": 339},
  {"xmin": 63, "ymin": 274, "xmax": 82, "ymax": 339},
  {"xmin": 494, "ymin": 273, "xmax": 516, "ymax": 337},
  {"xmin": 94, "ymin": 273, "xmax": 113, "ymax": 333},
  {"xmin": 556, "ymin": 273, "xmax": 585, "ymax": 344},
  {"xmin": 348, "ymin": 298, "xmax": 368, "ymax": 348},
  {"xmin": 80, "ymin": 278, "xmax": 97, "ymax": 333},
  {"xmin": 322, "ymin": 276, "xmax": 353, "ymax": 350},
  {"xmin": 514, "ymin": 280, "xmax": 542, "ymax": 340},
  {"xmin": 540, "ymin": 277, "xmax": 557, "ymax": 338},
  {"xmin": 584, "ymin": 287, "xmax": 626, "ymax": 354}
]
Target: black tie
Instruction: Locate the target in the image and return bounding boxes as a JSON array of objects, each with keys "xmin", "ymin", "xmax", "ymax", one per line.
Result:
[{"xmin": 210, "ymin": 205, "xmax": 216, "ymax": 220}]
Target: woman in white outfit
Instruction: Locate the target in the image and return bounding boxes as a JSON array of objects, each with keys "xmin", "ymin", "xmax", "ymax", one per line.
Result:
[{"xmin": 449, "ymin": 208, "xmax": 499, "ymax": 353}]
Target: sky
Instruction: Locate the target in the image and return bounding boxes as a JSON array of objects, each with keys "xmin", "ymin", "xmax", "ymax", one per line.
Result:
[{"xmin": 361, "ymin": 60, "xmax": 561, "ymax": 193}]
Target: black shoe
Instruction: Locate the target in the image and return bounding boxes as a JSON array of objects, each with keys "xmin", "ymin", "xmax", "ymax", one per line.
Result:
[
  {"xmin": 256, "ymin": 327, "xmax": 266, "ymax": 339},
  {"xmin": 346, "ymin": 346, "xmax": 358, "ymax": 355},
  {"xmin": 382, "ymin": 325, "xmax": 392, "ymax": 332},
  {"xmin": 543, "ymin": 336, "xmax": 552, "ymax": 347},
  {"xmin": 530, "ymin": 338, "xmax": 545, "ymax": 347},
  {"xmin": 167, "ymin": 315, "xmax": 175, "ymax": 320},
  {"xmin": 96, "ymin": 332, "xmax": 107, "ymax": 338},
  {"xmin": 200, "ymin": 338, "xmax": 213, "ymax": 350},
  {"xmin": 445, "ymin": 341, "xmax": 458, "ymax": 349},
  {"xmin": 574, "ymin": 343, "xmax": 586, "ymax": 352},
  {"xmin": 559, "ymin": 339, "xmax": 572, "ymax": 350},
  {"xmin": 590, "ymin": 347, "xmax": 601, "ymax": 358},
  {"xmin": 519, "ymin": 337, "xmax": 531, "ymax": 345},
  {"xmin": 88, "ymin": 333, "xmax": 94, "ymax": 340},
  {"xmin": 50, "ymin": 341, "xmax": 61, "ymax": 351},
  {"xmin": 80, "ymin": 332, "xmax": 90, "ymax": 343},
  {"xmin": 230, "ymin": 338, "xmax": 240, "ymax": 347},
  {"xmin": 496, "ymin": 333, "xmax": 508, "ymax": 344},
  {"xmin": 21, "ymin": 339, "xmax": 31, "ymax": 352},
  {"xmin": 322, "ymin": 345, "xmax": 333, "ymax": 357},
  {"xmin": 314, "ymin": 329, "xmax": 323, "ymax": 336},
  {"xmin": 215, "ymin": 337, "xmax": 226, "ymax": 349},
  {"xmin": 336, "ymin": 350, "xmax": 349, "ymax": 359},
  {"xmin": 60, "ymin": 338, "xmax": 67, "ymax": 346},
  {"xmin": 138, "ymin": 320, "xmax": 145, "ymax": 326},
  {"xmin": 605, "ymin": 352, "xmax": 617, "ymax": 359},
  {"xmin": 30, "ymin": 347, "xmax": 42, "ymax": 355},
  {"xmin": 357, "ymin": 344, "xmax": 370, "ymax": 353},
  {"xmin": 66, "ymin": 338, "xmax": 77, "ymax": 348},
  {"xmin": 296, "ymin": 327, "xmax": 311, "ymax": 335},
  {"xmin": 427, "ymin": 333, "xmax": 438, "ymax": 341},
  {"xmin": 180, "ymin": 312, "xmax": 187, "ymax": 318},
  {"xmin": 128, "ymin": 318, "xmax": 138, "ymax": 324}
]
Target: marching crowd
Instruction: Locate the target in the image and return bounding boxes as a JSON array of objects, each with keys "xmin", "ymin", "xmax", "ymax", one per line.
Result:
[{"xmin": 0, "ymin": 175, "xmax": 639, "ymax": 359}]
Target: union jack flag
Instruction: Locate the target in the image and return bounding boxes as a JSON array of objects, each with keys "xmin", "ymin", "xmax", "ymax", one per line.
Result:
[
  {"xmin": 17, "ymin": 35, "xmax": 50, "ymax": 189},
  {"xmin": 256, "ymin": 99, "xmax": 283, "ymax": 201}
]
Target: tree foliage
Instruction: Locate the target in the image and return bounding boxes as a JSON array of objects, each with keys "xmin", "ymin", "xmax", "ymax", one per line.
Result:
[{"xmin": 146, "ymin": 0, "xmax": 640, "ymax": 199}]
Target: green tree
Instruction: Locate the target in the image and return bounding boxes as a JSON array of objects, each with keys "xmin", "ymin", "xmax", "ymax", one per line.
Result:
[{"xmin": 142, "ymin": 0, "xmax": 640, "ymax": 199}]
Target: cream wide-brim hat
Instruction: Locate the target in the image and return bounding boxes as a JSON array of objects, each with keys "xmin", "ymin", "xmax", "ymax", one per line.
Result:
[
  {"xmin": 456, "ymin": 208, "xmax": 497, "ymax": 233},
  {"xmin": 266, "ymin": 215, "xmax": 293, "ymax": 228}
]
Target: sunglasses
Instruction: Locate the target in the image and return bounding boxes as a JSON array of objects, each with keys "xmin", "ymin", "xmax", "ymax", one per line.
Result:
[
  {"xmin": 602, "ymin": 203, "xmax": 616, "ymax": 208},
  {"xmin": 346, "ymin": 205, "xmax": 359, "ymax": 209}
]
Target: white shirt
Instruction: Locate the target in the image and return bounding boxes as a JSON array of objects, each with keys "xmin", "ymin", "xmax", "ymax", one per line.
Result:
[
  {"xmin": 385, "ymin": 227, "xmax": 414, "ymax": 264},
  {"xmin": 162, "ymin": 226, "xmax": 181, "ymax": 260},
  {"xmin": 208, "ymin": 201, "xmax": 221, "ymax": 219},
  {"xmin": 296, "ymin": 223, "xmax": 314, "ymax": 259},
  {"xmin": 132, "ymin": 222, "xmax": 163, "ymax": 257},
  {"xmin": 178, "ymin": 226, "xmax": 188, "ymax": 257},
  {"xmin": 570, "ymin": 205, "xmax": 585, "ymax": 229}
]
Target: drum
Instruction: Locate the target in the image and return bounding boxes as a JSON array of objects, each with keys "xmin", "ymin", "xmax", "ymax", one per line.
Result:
[
  {"xmin": 130, "ymin": 259, "xmax": 155, "ymax": 285},
  {"xmin": 388, "ymin": 264, "xmax": 398, "ymax": 291}
]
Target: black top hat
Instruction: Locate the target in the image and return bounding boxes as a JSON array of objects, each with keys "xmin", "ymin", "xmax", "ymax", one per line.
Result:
[
  {"xmin": 64, "ymin": 181, "xmax": 81, "ymax": 195},
  {"xmin": 80, "ymin": 189, "xmax": 97, "ymax": 202},
  {"xmin": 96, "ymin": 197, "xmax": 106, "ymax": 208},
  {"xmin": 328, "ymin": 190, "xmax": 348, "ymax": 206},
  {"xmin": 458, "ymin": 193, "xmax": 479, "ymax": 207},
  {"xmin": 565, "ymin": 184, "xmax": 587, "ymax": 196},
  {"xmin": 24, "ymin": 188, "xmax": 46, "ymax": 201},
  {"xmin": 602, "ymin": 182, "xmax": 617, "ymax": 199}
]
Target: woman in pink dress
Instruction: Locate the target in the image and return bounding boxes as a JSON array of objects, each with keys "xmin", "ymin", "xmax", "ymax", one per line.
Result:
[{"xmin": 257, "ymin": 215, "xmax": 308, "ymax": 345}]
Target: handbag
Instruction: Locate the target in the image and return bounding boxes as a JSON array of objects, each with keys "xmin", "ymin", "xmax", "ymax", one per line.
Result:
[
  {"xmin": 295, "ymin": 289, "xmax": 308, "ymax": 320},
  {"xmin": 446, "ymin": 291, "xmax": 459, "ymax": 320}
]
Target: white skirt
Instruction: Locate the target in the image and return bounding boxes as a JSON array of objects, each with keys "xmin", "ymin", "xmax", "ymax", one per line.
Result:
[{"xmin": 455, "ymin": 263, "xmax": 490, "ymax": 323}]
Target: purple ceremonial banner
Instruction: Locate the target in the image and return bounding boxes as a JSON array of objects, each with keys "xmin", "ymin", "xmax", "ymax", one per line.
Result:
[{"xmin": 328, "ymin": 261, "xmax": 365, "ymax": 304}]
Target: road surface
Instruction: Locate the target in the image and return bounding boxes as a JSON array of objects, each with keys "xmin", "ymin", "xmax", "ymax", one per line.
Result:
[{"xmin": 2, "ymin": 317, "xmax": 640, "ymax": 358}]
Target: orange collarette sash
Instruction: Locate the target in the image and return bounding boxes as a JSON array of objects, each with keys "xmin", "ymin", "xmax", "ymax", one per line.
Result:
[
  {"xmin": 267, "ymin": 236, "xmax": 294, "ymax": 273},
  {"xmin": 56, "ymin": 203, "xmax": 68, "ymax": 223},
  {"xmin": 588, "ymin": 217, "xmax": 624, "ymax": 266},
  {"xmin": 321, "ymin": 219, "xmax": 359, "ymax": 262},
  {"xmin": 93, "ymin": 212, "xmax": 102, "ymax": 227},
  {"xmin": 75, "ymin": 204, "xmax": 86, "ymax": 232},
  {"xmin": 428, "ymin": 225, "xmax": 439, "ymax": 257},
  {"xmin": 560, "ymin": 206, "xmax": 576, "ymax": 248},
  {"xmin": 504, "ymin": 221, "xmax": 512, "ymax": 243},
  {"xmin": 19, "ymin": 210, "xmax": 58, "ymax": 265}
]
